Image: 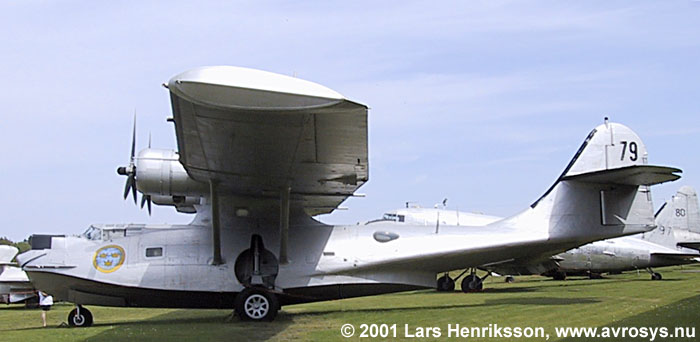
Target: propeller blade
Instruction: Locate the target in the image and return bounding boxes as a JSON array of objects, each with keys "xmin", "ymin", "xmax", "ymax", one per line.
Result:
[
  {"xmin": 130, "ymin": 175, "xmax": 137, "ymax": 204},
  {"xmin": 130, "ymin": 112, "xmax": 136, "ymax": 162},
  {"xmin": 147, "ymin": 196, "xmax": 152, "ymax": 215},
  {"xmin": 141, "ymin": 193, "xmax": 147, "ymax": 208},
  {"xmin": 123, "ymin": 178, "xmax": 131, "ymax": 199},
  {"xmin": 148, "ymin": 132, "xmax": 152, "ymax": 149}
]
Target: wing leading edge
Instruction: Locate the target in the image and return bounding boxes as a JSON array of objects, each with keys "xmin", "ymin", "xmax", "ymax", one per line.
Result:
[{"xmin": 167, "ymin": 66, "xmax": 368, "ymax": 216}]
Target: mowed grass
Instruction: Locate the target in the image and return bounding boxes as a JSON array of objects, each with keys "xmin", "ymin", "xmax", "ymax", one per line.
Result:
[{"xmin": 1, "ymin": 265, "xmax": 699, "ymax": 342}]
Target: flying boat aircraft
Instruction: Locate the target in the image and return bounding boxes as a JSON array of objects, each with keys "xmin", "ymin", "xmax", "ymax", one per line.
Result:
[{"xmin": 17, "ymin": 66, "xmax": 680, "ymax": 325}]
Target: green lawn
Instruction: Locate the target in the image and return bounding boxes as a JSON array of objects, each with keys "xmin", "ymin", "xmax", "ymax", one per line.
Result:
[{"xmin": 2, "ymin": 265, "xmax": 699, "ymax": 341}]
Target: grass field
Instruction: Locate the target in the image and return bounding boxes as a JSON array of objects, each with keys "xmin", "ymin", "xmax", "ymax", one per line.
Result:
[{"xmin": 1, "ymin": 265, "xmax": 699, "ymax": 341}]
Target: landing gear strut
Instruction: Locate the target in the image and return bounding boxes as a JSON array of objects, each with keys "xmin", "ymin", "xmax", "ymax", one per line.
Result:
[
  {"xmin": 68, "ymin": 305, "xmax": 93, "ymax": 327},
  {"xmin": 646, "ymin": 268, "xmax": 662, "ymax": 280},
  {"xmin": 437, "ymin": 268, "xmax": 492, "ymax": 293},
  {"xmin": 460, "ymin": 268, "xmax": 490, "ymax": 293},
  {"xmin": 235, "ymin": 288, "xmax": 279, "ymax": 321}
]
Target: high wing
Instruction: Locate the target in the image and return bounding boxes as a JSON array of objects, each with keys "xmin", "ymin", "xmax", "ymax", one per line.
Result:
[{"xmin": 167, "ymin": 66, "xmax": 368, "ymax": 216}]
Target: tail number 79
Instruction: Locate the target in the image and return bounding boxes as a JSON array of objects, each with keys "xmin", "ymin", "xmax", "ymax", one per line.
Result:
[{"xmin": 620, "ymin": 141, "xmax": 638, "ymax": 161}]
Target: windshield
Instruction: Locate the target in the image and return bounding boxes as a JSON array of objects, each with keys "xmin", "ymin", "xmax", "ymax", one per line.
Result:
[
  {"xmin": 382, "ymin": 213, "xmax": 405, "ymax": 222},
  {"xmin": 82, "ymin": 226, "xmax": 102, "ymax": 240}
]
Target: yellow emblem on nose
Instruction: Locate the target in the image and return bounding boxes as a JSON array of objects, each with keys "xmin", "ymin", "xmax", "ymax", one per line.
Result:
[{"xmin": 93, "ymin": 245, "xmax": 125, "ymax": 273}]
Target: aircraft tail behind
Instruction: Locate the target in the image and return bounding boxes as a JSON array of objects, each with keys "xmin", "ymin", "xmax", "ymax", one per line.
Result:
[
  {"xmin": 655, "ymin": 186, "xmax": 700, "ymax": 234},
  {"xmin": 516, "ymin": 121, "xmax": 681, "ymax": 243},
  {"xmin": 0, "ymin": 245, "xmax": 19, "ymax": 264}
]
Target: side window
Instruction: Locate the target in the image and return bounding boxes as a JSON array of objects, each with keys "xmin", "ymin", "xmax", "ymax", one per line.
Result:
[
  {"xmin": 145, "ymin": 247, "xmax": 163, "ymax": 258},
  {"xmin": 398, "ymin": 215, "xmax": 405, "ymax": 223}
]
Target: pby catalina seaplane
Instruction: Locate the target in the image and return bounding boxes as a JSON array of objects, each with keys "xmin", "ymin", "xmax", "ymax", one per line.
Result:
[
  {"xmin": 17, "ymin": 66, "xmax": 681, "ymax": 325},
  {"xmin": 383, "ymin": 186, "xmax": 700, "ymax": 290}
]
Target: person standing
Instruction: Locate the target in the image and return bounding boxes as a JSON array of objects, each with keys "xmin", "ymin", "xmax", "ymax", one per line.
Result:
[{"xmin": 38, "ymin": 291, "xmax": 53, "ymax": 327}]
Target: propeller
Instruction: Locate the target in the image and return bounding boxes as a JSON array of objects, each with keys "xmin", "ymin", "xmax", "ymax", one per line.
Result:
[
  {"xmin": 141, "ymin": 194, "xmax": 152, "ymax": 215},
  {"xmin": 116, "ymin": 114, "xmax": 151, "ymax": 215}
]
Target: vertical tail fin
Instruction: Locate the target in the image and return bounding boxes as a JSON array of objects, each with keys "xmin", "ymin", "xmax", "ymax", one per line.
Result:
[
  {"xmin": 0, "ymin": 245, "xmax": 19, "ymax": 264},
  {"xmin": 520, "ymin": 121, "xmax": 680, "ymax": 243},
  {"xmin": 656, "ymin": 186, "xmax": 700, "ymax": 234}
]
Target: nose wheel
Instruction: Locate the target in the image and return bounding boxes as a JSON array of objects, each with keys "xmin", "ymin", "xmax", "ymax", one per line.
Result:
[{"xmin": 68, "ymin": 305, "xmax": 93, "ymax": 327}]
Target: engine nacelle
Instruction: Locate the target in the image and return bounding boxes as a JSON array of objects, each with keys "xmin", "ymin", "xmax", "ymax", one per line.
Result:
[
  {"xmin": 150, "ymin": 194, "xmax": 201, "ymax": 213},
  {"xmin": 135, "ymin": 149, "xmax": 208, "ymax": 198}
]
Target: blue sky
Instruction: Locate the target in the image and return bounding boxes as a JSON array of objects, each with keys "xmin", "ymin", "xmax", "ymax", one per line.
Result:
[{"xmin": 1, "ymin": 1, "xmax": 699, "ymax": 241}]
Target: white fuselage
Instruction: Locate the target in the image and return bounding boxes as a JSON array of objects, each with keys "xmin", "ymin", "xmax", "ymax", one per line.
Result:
[
  {"xmin": 381, "ymin": 207, "xmax": 699, "ymax": 275},
  {"xmin": 17, "ymin": 196, "xmax": 640, "ymax": 308}
]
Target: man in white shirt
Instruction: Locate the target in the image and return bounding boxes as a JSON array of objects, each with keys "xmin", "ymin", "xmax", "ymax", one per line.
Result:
[{"xmin": 38, "ymin": 291, "xmax": 53, "ymax": 327}]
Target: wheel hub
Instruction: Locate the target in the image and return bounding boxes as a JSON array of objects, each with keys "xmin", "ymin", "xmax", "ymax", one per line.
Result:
[{"xmin": 244, "ymin": 294, "xmax": 269, "ymax": 319}]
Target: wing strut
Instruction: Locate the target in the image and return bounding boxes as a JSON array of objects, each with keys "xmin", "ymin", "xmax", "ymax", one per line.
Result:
[
  {"xmin": 279, "ymin": 185, "xmax": 290, "ymax": 265},
  {"xmin": 210, "ymin": 180, "xmax": 224, "ymax": 265}
]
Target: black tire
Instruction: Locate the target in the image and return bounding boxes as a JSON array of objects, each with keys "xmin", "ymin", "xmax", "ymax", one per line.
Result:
[
  {"xmin": 68, "ymin": 306, "xmax": 93, "ymax": 327},
  {"xmin": 461, "ymin": 274, "xmax": 483, "ymax": 293},
  {"xmin": 235, "ymin": 288, "xmax": 279, "ymax": 321},
  {"xmin": 552, "ymin": 272, "xmax": 566, "ymax": 281},
  {"xmin": 651, "ymin": 272, "xmax": 662, "ymax": 281},
  {"xmin": 505, "ymin": 276, "xmax": 515, "ymax": 283},
  {"xmin": 437, "ymin": 275, "xmax": 455, "ymax": 292}
]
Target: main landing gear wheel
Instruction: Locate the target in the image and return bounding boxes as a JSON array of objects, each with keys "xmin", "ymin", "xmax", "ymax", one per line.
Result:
[
  {"xmin": 505, "ymin": 276, "xmax": 515, "ymax": 283},
  {"xmin": 437, "ymin": 274, "xmax": 455, "ymax": 292},
  {"xmin": 235, "ymin": 288, "xmax": 279, "ymax": 321},
  {"xmin": 461, "ymin": 274, "xmax": 483, "ymax": 293},
  {"xmin": 68, "ymin": 306, "xmax": 93, "ymax": 327},
  {"xmin": 645, "ymin": 268, "xmax": 662, "ymax": 281},
  {"xmin": 552, "ymin": 272, "xmax": 566, "ymax": 281}
]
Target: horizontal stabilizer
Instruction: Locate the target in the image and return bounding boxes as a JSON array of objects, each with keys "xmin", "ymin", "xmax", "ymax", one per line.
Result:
[
  {"xmin": 651, "ymin": 252, "xmax": 700, "ymax": 262},
  {"xmin": 562, "ymin": 165, "xmax": 681, "ymax": 186},
  {"xmin": 677, "ymin": 242, "xmax": 700, "ymax": 251}
]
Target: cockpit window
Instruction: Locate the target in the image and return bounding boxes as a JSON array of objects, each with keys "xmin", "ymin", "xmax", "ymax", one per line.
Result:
[
  {"xmin": 82, "ymin": 226, "xmax": 102, "ymax": 240},
  {"xmin": 381, "ymin": 213, "xmax": 405, "ymax": 222}
]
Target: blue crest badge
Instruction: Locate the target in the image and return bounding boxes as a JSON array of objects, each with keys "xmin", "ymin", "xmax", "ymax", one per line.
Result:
[{"xmin": 93, "ymin": 245, "xmax": 125, "ymax": 273}]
